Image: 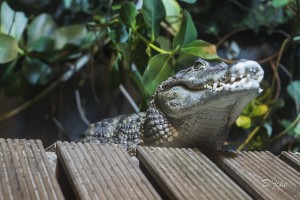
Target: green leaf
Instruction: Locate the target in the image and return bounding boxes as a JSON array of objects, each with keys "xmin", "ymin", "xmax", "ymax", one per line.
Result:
[
  {"xmin": 3, "ymin": 71, "xmax": 29, "ymax": 97},
  {"xmin": 176, "ymin": 52, "xmax": 198, "ymax": 65},
  {"xmin": 117, "ymin": 23, "xmax": 129, "ymax": 43},
  {"xmin": 116, "ymin": 43, "xmax": 131, "ymax": 70},
  {"xmin": 54, "ymin": 25, "xmax": 87, "ymax": 49},
  {"xmin": 81, "ymin": 31, "xmax": 102, "ymax": 49},
  {"xmin": 181, "ymin": 40, "xmax": 219, "ymax": 60},
  {"xmin": 156, "ymin": 36, "xmax": 172, "ymax": 51},
  {"xmin": 173, "ymin": 9, "xmax": 197, "ymax": 48},
  {"xmin": 22, "ymin": 57, "xmax": 52, "ymax": 85},
  {"xmin": 178, "ymin": 0, "xmax": 197, "ymax": 3},
  {"xmin": 162, "ymin": 0, "xmax": 181, "ymax": 32},
  {"xmin": 0, "ymin": 2, "xmax": 28, "ymax": 42},
  {"xmin": 107, "ymin": 25, "xmax": 129, "ymax": 43},
  {"xmin": 132, "ymin": 39, "xmax": 149, "ymax": 73},
  {"xmin": 287, "ymin": 81, "xmax": 300, "ymax": 107},
  {"xmin": 143, "ymin": 54, "xmax": 173, "ymax": 95},
  {"xmin": 27, "ymin": 37, "xmax": 55, "ymax": 52},
  {"xmin": 27, "ymin": 14, "xmax": 56, "ymax": 47},
  {"xmin": 0, "ymin": 34, "xmax": 19, "ymax": 63},
  {"xmin": 120, "ymin": 2, "xmax": 137, "ymax": 29},
  {"xmin": 63, "ymin": 0, "xmax": 90, "ymax": 12},
  {"xmin": 263, "ymin": 123, "xmax": 273, "ymax": 137},
  {"xmin": 281, "ymin": 119, "xmax": 291, "ymax": 128},
  {"xmin": 130, "ymin": 66, "xmax": 144, "ymax": 94},
  {"xmin": 41, "ymin": 49, "xmax": 81, "ymax": 63},
  {"xmin": 250, "ymin": 104, "xmax": 268, "ymax": 117},
  {"xmin": 1, "ymin": 60, "xmax": 17, "ymax": 83},
  {"xmin": 109, "ymin": 60, "xmax": 122, "ymax": 89},
  {"xmin": 272, "ymin": 0, "xmax": 289, "ymax": 7},
  {"xmin": 281, "ymin": 118, "xmax": 300, "ymax": 137},
  {"xmin": 142, "ymin": 0, "xmax": 166, "ymax": 40},
  {"xmin": 273, "ymin": 98, "xmax": 285, "ymax": 108},
  {"xmin": 236, "ymin": 115, "xmax": 251, "ymax": 129},
  {"xmin": 295, "ymin": 122, "xmax": 300, "ymax": 136}
]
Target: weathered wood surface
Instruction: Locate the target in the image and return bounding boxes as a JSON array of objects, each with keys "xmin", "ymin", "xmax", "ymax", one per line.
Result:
[
  {"xmin": 2, "ymin": 138, "xmax": 300, "ymax": 200},
  {"xmin": 0, "ymin": 138, "xmax": 64, "ymax": 200},
  {"xmin": 280, "ymin": 151, "xmax": 300, "ymax": 172},
  {"xmin": 216, "ymin": 151, "xmax": 300, "ymax": 200},
  {"xmin": 56, "ymin": 141, "xmax": 161, "ymax": 200},
  {"xmin": 137, "ymin": 147, "xmax": 252, "ymax": 200}
]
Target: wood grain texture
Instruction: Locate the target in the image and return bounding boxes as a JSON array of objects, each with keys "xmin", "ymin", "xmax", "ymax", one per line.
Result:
[
  {"xmin": 56, "ymin": 141, "xmax": 161, "ymax": 200},
  {"xmin": 217, "ymin": 151, "xmax": 300, "ymax": 200},
  {"xmin": 137, "ymin": 146, "xmax": 252, "ymax": 200},
  {"xmin": 280, "ymin": 151, "xmax": 300, "ymax": 172},
  {"xmin": 0, "ymin": 138, "xmax": 64, "ymax": 200}
]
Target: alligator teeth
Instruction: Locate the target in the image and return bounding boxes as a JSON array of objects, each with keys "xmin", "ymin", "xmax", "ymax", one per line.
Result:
[
  {"xmin": 230, "ymin": 83, "xmax": 236, "ymax": 90},
  {"xmin": 203, "ymin": 84, "xmax": 207, "ymax": 89},
  {"xmin": 213, "ymin": 82, "xmax": 218, "ymax": 90},
  {"xmin": 240, "ymin": 78, "xmax": 247, "ymax": 83},
  {"xmin": 257, "ymin": 75, "xmax": 263, "ymax": 82},
  {"xmin": 215, "ymin": 86, "xmax": 223, "ymax": 92},
  {"xmin": 246, "ymin": 74, "xmax": 250, "ymax": 81},
  {"xmin": 223, "ymin": 84, "xmax": 230, "ymax": 90},
  {"xmin": 240, "ymin": 74, "xmax": 243, "ymax": 79},
  {"xmin": 231, "ymin": 76, "xmax": 236, "ymax": 82}
]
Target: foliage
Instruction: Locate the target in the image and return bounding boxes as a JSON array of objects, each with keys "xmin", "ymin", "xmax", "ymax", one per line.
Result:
[
  {"xmin": 0, "ymin": 0, "xmax": 218, "ymax": 98},
  {"xmin": 0, "ymin": 0, "xmax": 300, "ymax": 152}
]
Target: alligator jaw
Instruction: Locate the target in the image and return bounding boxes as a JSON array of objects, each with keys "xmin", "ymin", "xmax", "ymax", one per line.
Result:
[
  {"xmin": 80, "ymin": 58, "xmax": 264, "ymax": 153},
  {"xmin": 147, "ymin": 59, "xmax": 264, "ymax": 150},
  {"xmin": 155, "ymin": 60, "xmax": 264, "ymax": 118},
  {"xmin": 174, "ymin": 60, "xmax": 263, "ymax": 93}
]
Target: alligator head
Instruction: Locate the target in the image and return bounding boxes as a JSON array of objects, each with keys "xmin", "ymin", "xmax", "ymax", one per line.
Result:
[{"xmin": 144, "ymin": 58, "xmax": 264, "ymax": 151}]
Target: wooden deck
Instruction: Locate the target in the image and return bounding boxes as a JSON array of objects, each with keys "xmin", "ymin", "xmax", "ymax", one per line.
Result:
[{"xmin": 0, "ymin": 139, "xmax": 300, "ymax": 200}]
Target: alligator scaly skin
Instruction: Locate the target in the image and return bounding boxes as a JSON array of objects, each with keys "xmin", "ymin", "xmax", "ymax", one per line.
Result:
[{"xmin": 79, "ymin": 59, "xmax": 264, "ymax": 154}]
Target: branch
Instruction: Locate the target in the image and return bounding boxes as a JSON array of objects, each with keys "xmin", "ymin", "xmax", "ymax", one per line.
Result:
[
  {"xmin": 271, "ymin": 114, "xmax": 300, "ymax": 142},
  {"xmin": 270, "ymin": 60, "xmax": 281, "ymax": 101},
  {"xmin": 119, "ymin": 84, "xmax": 140, "ymax": 113},
  {"xmin": 135, "ymin": 32, "xmax": 170, "ymax": 54},
  {"xmin": 216, "ymin": 28, "xmax": 248, "ymax": 48},
  {"xmin": 0, "ymin": 53, "xmax": 91, "ymax": 123},
  {"xmin": 237, "ymin": 126, "xmax": 260, "ymax": 151},
  {"xmin": 75, "ymin": 89, "xmax": 91, "ymax": 126},
  {"xmin": 237, "ymin": 108, "xmax": 273, "ymax": 150}
]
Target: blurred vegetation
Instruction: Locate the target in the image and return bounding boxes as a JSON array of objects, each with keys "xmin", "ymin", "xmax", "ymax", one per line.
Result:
[{"xmin": 0, "ymin": 0, "xmax": 300, "ymax": 152}]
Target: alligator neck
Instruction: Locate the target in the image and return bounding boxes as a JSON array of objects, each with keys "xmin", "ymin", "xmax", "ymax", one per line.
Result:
[{"xmin": 143, "ymin": 104, "xmax": 231, "ymax": 150}]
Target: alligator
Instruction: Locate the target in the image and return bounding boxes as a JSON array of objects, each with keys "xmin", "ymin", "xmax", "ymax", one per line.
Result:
[{"xmin": 79, "ymin": 58, "xmax": 264, "ymax": 154}]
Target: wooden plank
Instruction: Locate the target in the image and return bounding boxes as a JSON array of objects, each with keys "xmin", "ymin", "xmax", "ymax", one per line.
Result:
[
  {"xmin": 56, "ymin": 141, "xmax": 161, "ymax": 200},
  {"xmin": 137, "ymin": 146, "xmax": 252, "ymax": 200},
  {"xmin": 280, "ymin": 152, "xmax": 300, "ymax": 172},
  {"xmin": 0, "ymin": 138, "xmax": 64, "ymax": 200},
  {"xmin": 216, "ymin": 151, "xmax": 300, "ymax": 200}
]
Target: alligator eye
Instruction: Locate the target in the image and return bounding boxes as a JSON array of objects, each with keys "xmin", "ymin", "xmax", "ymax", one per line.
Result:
[{"xmin": 193, "ymin": 58, "xmax": 208, "ymax": 70}]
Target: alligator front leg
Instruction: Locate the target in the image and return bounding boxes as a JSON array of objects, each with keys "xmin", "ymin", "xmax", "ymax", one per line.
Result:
[{"xmin": 79, "ymin": 112, "xmax": 146, "ymax": 152}]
